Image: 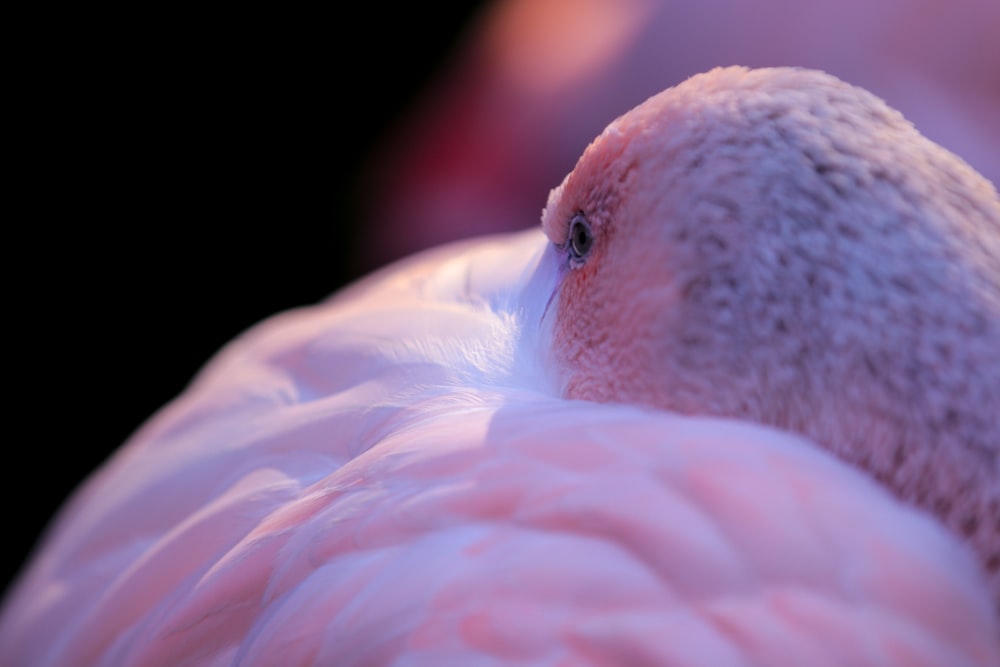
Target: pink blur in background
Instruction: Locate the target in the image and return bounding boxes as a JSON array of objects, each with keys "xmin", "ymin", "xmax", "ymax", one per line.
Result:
[{"xmin": 355, "ymin": 0, "xmax": 999, "ymax": 272}]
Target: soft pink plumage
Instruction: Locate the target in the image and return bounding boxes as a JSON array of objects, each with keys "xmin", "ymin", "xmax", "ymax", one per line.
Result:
[{"xmin": 2, "ymin": 67, "xmax": 999, "ymax": 665}]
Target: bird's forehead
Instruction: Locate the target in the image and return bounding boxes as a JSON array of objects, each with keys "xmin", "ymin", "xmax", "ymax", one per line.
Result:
[
  {"xmin": 541, "ymin": 124, "xmax": 641, "ymax": 245},
  {"xmin": 541, "ymin": 69, "xmax": 733, "ymax": 247},
  {"xmin": 542, "ymin": 66, "xmax": 875, "ymax": 247}
]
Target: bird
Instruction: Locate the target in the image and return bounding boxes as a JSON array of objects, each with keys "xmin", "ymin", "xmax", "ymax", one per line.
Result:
[{"xmin": 1, "ymin": 66, "xmax": 998, "ymax": 665}]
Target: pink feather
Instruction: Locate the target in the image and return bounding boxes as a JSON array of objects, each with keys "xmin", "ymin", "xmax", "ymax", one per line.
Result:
[{"xmin": 1, "ymin": 227, "xmax": 996, "ymax": 665}]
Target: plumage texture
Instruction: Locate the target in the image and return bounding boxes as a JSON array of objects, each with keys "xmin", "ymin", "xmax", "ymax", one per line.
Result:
[
  {"xmin": 544, "ymin": 66, "xmax": 1000, "ymax": 607},
  {"xmin": 2, "ymin": 67, "xmax": 999, "ymax": 665}
]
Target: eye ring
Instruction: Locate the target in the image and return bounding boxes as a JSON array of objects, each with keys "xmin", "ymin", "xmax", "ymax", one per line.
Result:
[{"xmin": 568, "ymin": 214, "xmax": 594, "ymax": 265}]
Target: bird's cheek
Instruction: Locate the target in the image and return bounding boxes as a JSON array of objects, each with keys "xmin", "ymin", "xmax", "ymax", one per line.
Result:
[{"xmin": 551, "ymin": 273, "xmax": 602, "ymax": 366}]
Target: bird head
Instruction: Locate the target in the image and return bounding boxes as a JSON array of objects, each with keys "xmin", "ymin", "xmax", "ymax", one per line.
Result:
[
  {"xmin": 541, "ymin": 66, "xmax": 1000, "ymax": 596},
  {"xmin": 542, "ymin": 65, "xmax": 999, "ymax": 425}
]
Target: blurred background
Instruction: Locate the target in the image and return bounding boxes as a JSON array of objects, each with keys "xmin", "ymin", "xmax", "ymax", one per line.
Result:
[{"xmin": 9, "ymin": 0, "xmax": 999, "ymax": 597}]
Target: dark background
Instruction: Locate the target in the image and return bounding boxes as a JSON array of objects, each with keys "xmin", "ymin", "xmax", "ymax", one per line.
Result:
[{"xmin": 8, "ymin": 4, "xmax": 488, "ymax": 598}]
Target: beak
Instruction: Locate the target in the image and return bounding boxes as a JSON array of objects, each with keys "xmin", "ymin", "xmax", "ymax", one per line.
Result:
[
  {"xmin": 535, "ymin": 242, "xmax": 564, "ymax": 330},
  {"xmin": 538, "ymin": 244, "xmax": 569, "ymax": 328}
]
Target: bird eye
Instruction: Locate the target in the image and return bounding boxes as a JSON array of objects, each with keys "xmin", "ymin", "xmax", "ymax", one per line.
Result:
[{"xmin": 568, "ymin": 214, "xmax": 593, "ymax": 264}]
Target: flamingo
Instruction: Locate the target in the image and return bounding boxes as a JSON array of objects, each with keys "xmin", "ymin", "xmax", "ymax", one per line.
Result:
[{"xmin": 1, "ymin": 66, "xmax": 998, "ymax": 665}]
